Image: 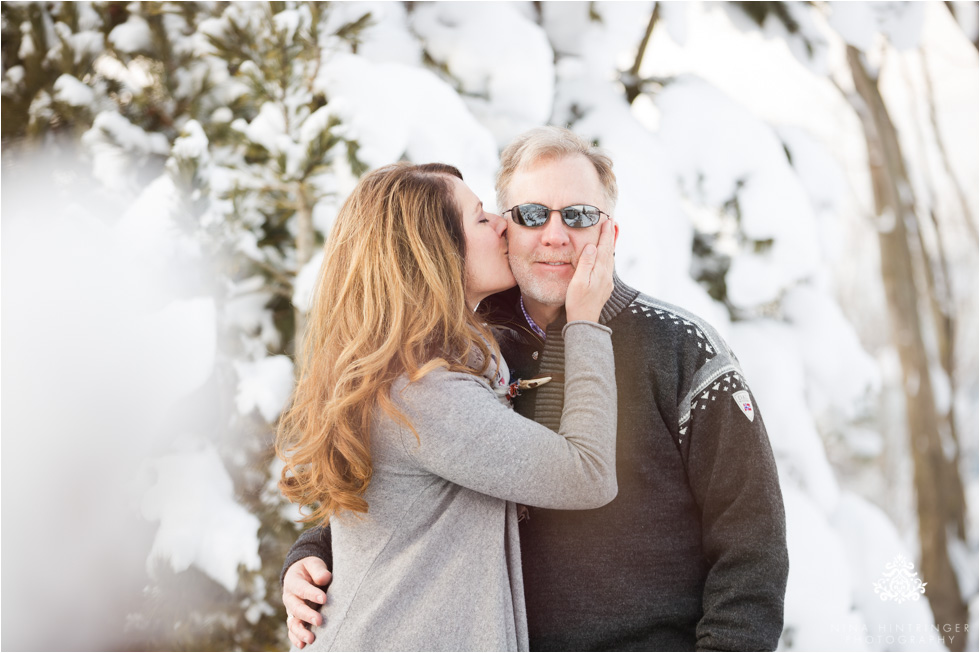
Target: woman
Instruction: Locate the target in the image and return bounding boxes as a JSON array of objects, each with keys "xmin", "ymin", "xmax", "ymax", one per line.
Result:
[{"xmin": 277, "ymin": 162, "xmax": 617, "ymax": 651}]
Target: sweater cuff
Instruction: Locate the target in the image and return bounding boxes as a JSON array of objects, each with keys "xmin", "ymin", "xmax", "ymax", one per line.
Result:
[
  {"xmin": 562, "ymin": 320, "xmax": 613, "ymax": 337},
  {"xmin": 279, "ymin": 541, "xmax": 330, "ymax": 588}
]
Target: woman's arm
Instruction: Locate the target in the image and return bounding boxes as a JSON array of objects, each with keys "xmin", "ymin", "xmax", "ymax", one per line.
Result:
[{"xmin": 395, "ymin": 320, "xmax": 617, "ymax": 509}]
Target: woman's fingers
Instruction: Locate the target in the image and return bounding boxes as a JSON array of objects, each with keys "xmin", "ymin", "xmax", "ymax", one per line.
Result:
[
  {"xmin": 566, "ymin": 219, "xmax": 615, "ymax": 322},
  {"xmin": 575, "ymin": 244, "xmax": 598, "ymax": 280},
  {"xmin": 596, "ymin": 220, "xmax": 615, "ymax": 275}
]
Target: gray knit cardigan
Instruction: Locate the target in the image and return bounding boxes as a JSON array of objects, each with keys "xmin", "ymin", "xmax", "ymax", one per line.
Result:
[{"xmin": 302, "ymin": 321, "xmax": 617, "ymax": 652}]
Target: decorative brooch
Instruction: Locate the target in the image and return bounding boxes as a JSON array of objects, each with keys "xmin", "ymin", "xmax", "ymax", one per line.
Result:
[{"xmin": 506, "ymin": 376, "xmax": 552, "ymax": 400}]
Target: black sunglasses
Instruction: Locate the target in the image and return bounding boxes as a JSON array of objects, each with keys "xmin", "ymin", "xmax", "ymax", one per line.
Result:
[{"xmin": 503, "ymin": 203, "xmax": 608, "ymax": 229}]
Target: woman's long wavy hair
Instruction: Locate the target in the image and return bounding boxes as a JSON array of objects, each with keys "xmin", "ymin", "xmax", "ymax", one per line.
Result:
[{"xmin": 276, "ymin": 162, "xmax": 499, "ymax": 525}]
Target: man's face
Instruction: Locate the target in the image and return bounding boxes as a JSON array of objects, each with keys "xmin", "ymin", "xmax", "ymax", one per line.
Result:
[{"xmin": 504, "ymin": 154, "xmax": 617, "ymax": 310}]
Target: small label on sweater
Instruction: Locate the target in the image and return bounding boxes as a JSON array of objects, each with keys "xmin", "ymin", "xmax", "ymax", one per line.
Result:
[{"xmin": 733, "ymin": 390, "xmax": 754, "ymax": 422}]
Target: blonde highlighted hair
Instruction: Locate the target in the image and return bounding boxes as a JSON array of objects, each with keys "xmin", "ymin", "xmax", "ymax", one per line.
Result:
[
  {"xmin": 495, "ymin": 125, "xmax": 618, "ymax": 212},
  {"xmin": 276, "ymin": 162, "xmax": 498, "ymax": 524}
]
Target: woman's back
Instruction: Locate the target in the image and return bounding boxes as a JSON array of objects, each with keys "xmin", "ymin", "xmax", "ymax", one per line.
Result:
[{"xmin": 312, "ymin": 368, "xmax": 527, "ymax": 651}]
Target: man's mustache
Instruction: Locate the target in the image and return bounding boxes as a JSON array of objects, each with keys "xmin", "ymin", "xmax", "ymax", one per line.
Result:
[{"xmin": 513, "ymin": 253, "xmax": 575, "ymax": 265}]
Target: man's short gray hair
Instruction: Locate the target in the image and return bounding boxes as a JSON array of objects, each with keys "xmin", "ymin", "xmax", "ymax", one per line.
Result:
[{"xmin": 495, "ymin": 126, "xmax": 618, "ymax": 212}]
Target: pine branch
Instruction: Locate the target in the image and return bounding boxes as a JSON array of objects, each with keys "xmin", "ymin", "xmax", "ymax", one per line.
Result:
[{"xmin": 624, "ymin": 3, "xmax": 659, "ymax": 104}]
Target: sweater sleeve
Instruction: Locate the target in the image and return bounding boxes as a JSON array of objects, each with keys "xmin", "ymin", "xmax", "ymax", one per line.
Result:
[
  {"xmin": 396, "ymin": 321, "xmax": 618, "ymax": 509},
  {"xmin": 684, "ymin": 370, "xmax": 788, "ymax": 651},
  {"xmin": 279, "ymin": 524, "xmax": 333, "ymax": 588}
]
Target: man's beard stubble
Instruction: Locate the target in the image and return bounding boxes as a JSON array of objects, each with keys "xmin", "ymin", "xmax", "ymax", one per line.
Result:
[{"xmin": 508, "ymin": 253, "xmax": 569, "ymax": 308}]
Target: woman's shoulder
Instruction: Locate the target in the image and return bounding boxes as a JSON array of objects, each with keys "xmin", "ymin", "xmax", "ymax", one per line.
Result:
[
  {"xmin": 374, "ymin": 367, "xmax": 501, "ymax": 461},
  {"xmin": 391, "ymin": 365, "xmax": 492, "ymax": 404}
]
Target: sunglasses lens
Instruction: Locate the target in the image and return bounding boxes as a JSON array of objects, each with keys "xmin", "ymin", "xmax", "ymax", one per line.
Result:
[
  {"xmin": 511, "ymin": 204, "xmax": 603, "ymax": 228},
  {"xmin": 562, "ymin": 205, "xmax": 602, "ymax": 228},
  {"xmin": 515, "ymin": 204, "xmax": 550, "ymax": 227}
]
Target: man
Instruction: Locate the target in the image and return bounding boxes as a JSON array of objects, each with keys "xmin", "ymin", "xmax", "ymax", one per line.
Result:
[{"xmin": 281, "ymin": 126, "xmax": 788, "ymax": 651}]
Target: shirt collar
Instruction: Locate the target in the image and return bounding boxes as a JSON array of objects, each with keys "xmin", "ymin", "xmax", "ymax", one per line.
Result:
[{"xmin": 519, "ymin": 295, "xmax": 549, "ymax": 340}]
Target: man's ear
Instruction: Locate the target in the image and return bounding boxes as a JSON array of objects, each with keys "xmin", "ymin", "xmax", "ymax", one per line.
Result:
[{"xmin": 612, "ymin": 220, "xmax": 620, "ymax": 248}]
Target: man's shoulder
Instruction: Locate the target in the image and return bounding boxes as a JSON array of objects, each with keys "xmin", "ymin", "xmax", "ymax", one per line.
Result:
[
  {"xmin": 617, "ymin": 288, "xmax": 745, "ymax": 397},
  {"xmin": 617, "ymin": 290, "xmax": 733, "ymax": 361},
  {"xmin": 618, "ymin": 290, "xmax": 756, "ymax": 435}
]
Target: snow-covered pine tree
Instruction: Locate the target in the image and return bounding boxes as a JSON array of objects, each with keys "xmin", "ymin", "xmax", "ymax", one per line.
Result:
[
  {"xmin": 717, "ymin": 4, "xmax": 972, "ymax": 646},
  {"xmin": 3, "ymin": 2, "xmax": 372, "ymax": 648}
]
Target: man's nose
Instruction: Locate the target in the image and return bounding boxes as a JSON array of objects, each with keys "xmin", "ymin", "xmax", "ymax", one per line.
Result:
[
  {"xmin": 490, "ymin": 213, "xmax": 508, "ymax": 238},
  {"xmin": 539, "ymin": 211, "xmax": 571, "ymax": 247}
]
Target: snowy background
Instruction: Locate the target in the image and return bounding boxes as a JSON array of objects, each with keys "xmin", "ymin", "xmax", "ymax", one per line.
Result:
[{"xmin": 2, "ymin": 2, "xmax": 977, "ymax": 650}]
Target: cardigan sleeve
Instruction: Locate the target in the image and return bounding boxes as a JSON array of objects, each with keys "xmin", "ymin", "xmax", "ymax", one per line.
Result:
[{"xmin": 395, "ymin": 321, "xmax": 618, "ymax": 509}]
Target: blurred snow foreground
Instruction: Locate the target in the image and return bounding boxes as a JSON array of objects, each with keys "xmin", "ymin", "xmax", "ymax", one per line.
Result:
[{"xmin": 1, "ymin": 1, "xmax": 977, "ymax": 651}]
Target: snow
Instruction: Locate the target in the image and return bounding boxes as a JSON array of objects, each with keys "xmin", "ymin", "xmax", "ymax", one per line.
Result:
[
  {"xmin": 82, "ymin": 111, "xmax": 170, "ymax": 191},
  {"xmin": 828, "ymin": 2, "xmax": 926, "ymax": 53},
  {"xmin": 135, "ymin": 298, "xmax": 217, "ymax": 405},
  {"xmin": 776, "ymin": 125, "xmax": 850, "ymax": 262},
  {"xmin": 326, "ymin": 2, "xmax": 422, "ymax": 66},
  {"xmin": 299, "ymin": 105, "xmax": 337, "ymax": 152},
  {"xmin": 237, "ymin": 100, "xmax": 287, "ymax": 155},
  {"xmin": 113, "ymin": 176, "xmax": 202, "ymax": 280},
  {"xmin": 725, "ymin": 254, "xmax": 784, "ymax": 308},
  {"xmin": 1, "ymin": 152, "xmax": 226, "ymax": 647},
  {"xmin": 412, "ymin": 2, "xmax": 555, "ymax": 147},
  {"xmin": 832, "ymin": 492, "xmax": 944, "ymax": 651},
  {"xmin": 541, "ymin": 1, "xmax": 653, "ymax": 74},
  {"xmin": 273, "ymin": 8, "xmax": 301, "ymax": 42},
  {"xmin": 782, "ymin": 285, "xmax": 880, "ymax": 424},
  {"xmin": 4, "ymin": 64, "xmax": 25, "ymax": 85},
  {"xmin": 314, "ymin": 52, "xmax": 499, "ymax": 203},
  {"xmin": 654, "ymin": 77, "xmax": 821, "ymax": 309},
  {"xmin": 312, "ymin": 195, "xmax": 341, "ymax": 235},
  {"xmin": 211, "ymin": 106, "xmax": 233, "ymax": 123},
  {"xmin": 92, "ymin": 50, "xmax": 155, "ymax": 90},
  {"xmin": 109, "ymin": 14, "xmax": 153, "ymax": 54},
  {"xmin": 879, "ymin": 3, "xmax": 979, "ymax": 238},
  {"xmin": 171, "ymin": 119, "xmax": 210, "ymax": 162},
  {"xmin": 223, "ymin": 276, "xmax": 280, "ymax": 351},
  {"xmin": 53, "ymin": 73, "xmax": 95, "ymax": 106},
  {"xmin": 730, "ymin": 320, "xmax": 841, "ymax": 515},
  {"xmin": 244, "ymin": 576, "xmax": 276, "ymax": 624},
  {"xmin": 656, "ymin": 76, "xmax": 784, "ymax": 204},
  {"xmin": 292, "ymin": 251, "xmax": 325, "ymax": 315},
  {"xmin": 949, "ymin": 1, "xmax": 979, "ymax": 43},
  {"xmin": 781, "ymin": 485, "xmax": 862, "ymax": 651},
  {"xmin": 77, "ymin": 2, "xmax": 103, "ymax": 32},
  {"xmin": 141, "ymin": 443, "xmax": 262, "ymax": 593},
  {"xmin": 18, "ymin": 26, "xmax": 35, "ymax": 58},
  {"xmin": 234, "ymin": 355, "xmax": 296, "ymax": 422},
  {"xmin": 70, "ymin": 29, "xmax": 106, "ymax": 64},
  {"xmin": 659, "ymin": 1, "xmax": 690, "ymax": 46}
]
